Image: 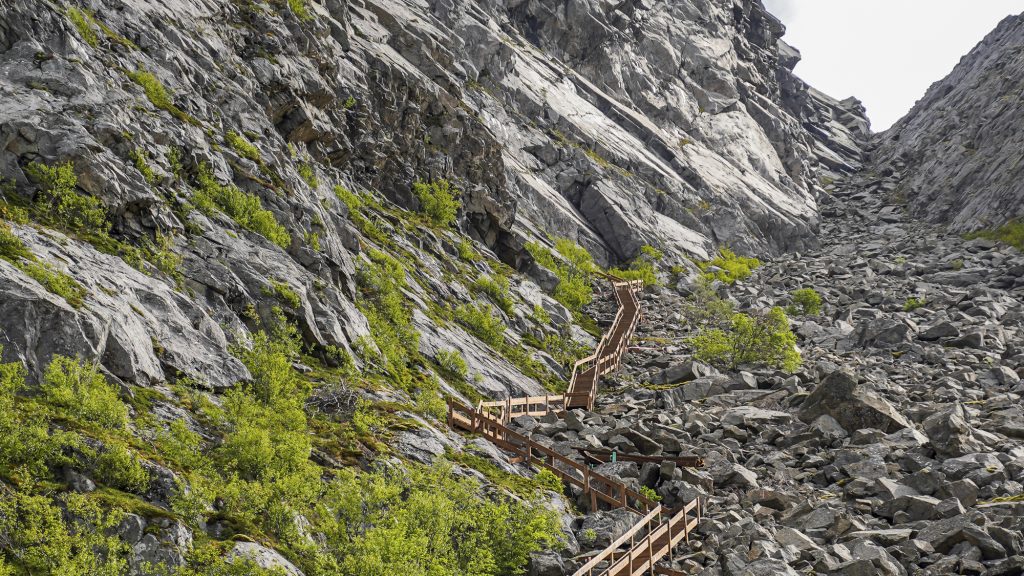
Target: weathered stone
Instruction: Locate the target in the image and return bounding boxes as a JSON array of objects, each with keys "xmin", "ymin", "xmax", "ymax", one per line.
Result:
[{"xmin": 799, "ymin": 370, "xmax": 910, "ymax": 433}]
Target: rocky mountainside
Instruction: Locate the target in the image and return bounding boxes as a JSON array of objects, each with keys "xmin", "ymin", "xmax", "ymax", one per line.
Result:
[
  {"xmin": 873, "ymin": 13, "xmax": 1024, "ymax": 231},
  {"xmin": 0, "ymin": 0, "xmax": 1021, "ymax": 575}
]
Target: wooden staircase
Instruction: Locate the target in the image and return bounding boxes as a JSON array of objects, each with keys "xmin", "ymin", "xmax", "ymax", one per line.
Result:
[{"xmin": 446, "ymin": 273, "xmax": 703, "ymax": 575}]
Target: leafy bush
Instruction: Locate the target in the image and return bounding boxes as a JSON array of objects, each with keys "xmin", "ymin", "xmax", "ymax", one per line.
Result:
[
  {"xmin": 0, "ymin": 490, "xmax": 130, "ymax": 575},
  {"xmin": 298, "ymin": 163, "xmax": 319, "ymax": 188},
  {"xmin": 525, "ymin": 238, "xmax": 596, "ymax": 313},
  {"xmin": 127, "ymin": 68, "xmax": 200, "ymax": 125},
  {"xmin": 287, "ymin": 0, "xmax": 313, "ymax": 20},
  {"xmin": 436, "ymin": 349, "xmax": 468, "ymax": 382},
  {"xmin": 903, "ymin": 297, "xmax": 927, "ymax": 312},
  {"xmin": 697, "ymin": 248, "xmax": 761, "ymax": 284},
  {"xmin": 193, "ymin": 164, "xmax": 291, "ymax": 249},
  {"xmin": 41, "ymin": 355, "xmax": 128, "ymax": 429},
  {"xmin": 472, "ymin": 274, "xmax": 514, "ymax": 315},
  {"xmin": 413, "ymin": 179, "xmax": 461, "ymax": 228},
  {"xmin": 455, "ymin": 303, "xmax": 505, "ymax": 348},
  {"xmin": 265, "ymin": 279, "xmax": 301, "ymax": 309},
  {"xmin": 682, "ymin": 276, "xmax": 734, "ymax": 327},
  {"xmin": 639, "ymin": 485, "xmax": 661, "ymax": 502},
  {"xmin": 130, "ymin": 147, "xmax": 158, "ymax": 185},
  {"xmin": 609, "ymin": 244, "xmax": 663, "ymax": 285},
  {"xmin": 334, "ymin": 185, "xmax": 388, "ymax": 245},
  {"xmin": 356, "ymin": 250, "xmax": 419, "ymax": 389},
  {"xmin": 965, "ymin": 219, "xmax": 1024, "ymax": 251},
  {"xmin": 689, "ymin": 307, "xmax": 801, "ymax": 372},
  {"xmin": 25, "ymin": 161, "xmax": 110, "ymax": 237},
  {"xmin": 457, "ymin": 239, "xmax": 479, "ymax": 262},
  {"xmin": 226, "ymin": 131, "xmax": 261, "ymax": 162},
  {"xmin": 533, "ymin": 468, "xmax": 562, "ymax": 493},
  {"xmin": 789, "ymin": 288, "xmax": 822, "ymax": 316},
  {"xmin": 94, "ymin": 442, "xmax": 150, "ymax": 493},
  {"xmin": 19, "ymin": 261, "xmax": 87, "ymax": 308}
]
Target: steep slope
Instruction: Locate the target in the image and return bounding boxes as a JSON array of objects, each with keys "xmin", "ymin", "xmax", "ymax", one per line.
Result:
[{"xmin": 873, "ymin": 12, "xmax": 1024, "ymax": 231}]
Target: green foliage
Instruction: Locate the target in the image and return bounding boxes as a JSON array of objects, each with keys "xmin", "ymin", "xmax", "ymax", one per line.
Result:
[
  {"xmin": 609, "ymin": 245, "xmax": 663, "ymax": 285},
  {"xmin": 413, "ymin": 180, "xmax": 461, "ymax": 228},
  {"xmin": 689, "ymin": 307, "xmax": 801, "ymax": 372},
  {"xmin": 225, "ymin": 131, "xmax": 261, "ymax": 163},
  {"xmin": 533, "ymin": 468, "xmax": 562, "ymax": 493},
  {"xmin": 788, "ymin": 288, "xmax": 822, "ymax": 316},
  {"xmin": 471, "ymin": 274, "xmax": 514, "ymax": 315},
  {"xmin": 457, "ymin": 239, "xmax": 479, "ymax": 262},
  {"xmin": 265, "ymin": 279, "xmax": 301, "ymax": 309},
  {"xmin": 638, "ymin": 486, "xmax": 661, "ymax": 502},
  {"xmin": 67, "ymin": 7, "xmax": 99, "ymax": 47},
  {"xmin": 287, "ymin": 0, "xmax": 313, "ymax": 21},
  {"xmin": 94, "ymin": 442, "xmax": 150, "ymax": 493},
  {"xmin": 334, "ymin": 185, "xmax": 388, "ymax": 245},
  {"xmin": 130, "ymin": 148, "xmax": 158, "ymax": 185},
  {"xmin": 436, "ymin": 349, "xmax": 468, "ymax": 383},
  {"xmin": 540, "ymin": 331, "xmax": 588, "ymax": 370},
  {"xmin": 18, "ymin": 260, "xmax": 88, "ymax": 308},
  {"xmin": 356, "ymin": 250, "xmax": 420, "ymax": 390},
  {"xmin": 682, "ymin": 276, "xmax": 734, "ymax": 327},
  {"xmin": 528, "ymin": 304, "xmax": 551, "ymax": 326},
  {"xmin": 965, "ymin": 219, "xmax": 1024, "ymax": 251},
  {"xmin": 903, "ymin": 297, "xmax": 927, "ymax": 312},
  {"xmin": 193, "ymin": 164, "xmax": 291, "ymax": 249},
  {"xmin": 41, "ymin": 355, "xmax": 128, "ymax": 429},
  {"xmin": 298, "ymin": 163, "xmax": 319, "ymax": 188},
  {"xmin": 414, "ymin": 377, "xmax": 446, "ymax": 421},
  {"xmin": 525, "ymin": 238, "xmax": 596, "ymax": 313},
  {"xmin": 319, "ymin": 462, "xmax": 562, "ymax": 576},
  {"xmin": 25, "ymin": 161, "xmax": 110, "ymax": 237},
  {"xmin": 697, "ymin": 248, "xmax": 761, "ymax": 284},
  {"xmin": 455, "ymin": 303, "xmax": 505, "ymax": 348},
  {"xmin": 0, "ymin": 490, "xmax": 130, "ymax": 575},
  {"xmin": 127, "ymin": 68, "xmax": 199, "ymax": 126}
]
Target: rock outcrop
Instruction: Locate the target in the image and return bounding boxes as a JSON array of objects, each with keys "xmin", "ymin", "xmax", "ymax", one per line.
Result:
[{"xmin": 873, "ymin": 13, "xmax": 1024, "ymax": 231}]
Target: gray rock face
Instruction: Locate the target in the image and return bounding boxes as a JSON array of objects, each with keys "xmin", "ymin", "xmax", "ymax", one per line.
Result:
[
  {"xmin": 798, "ymin": 370, "xmax": 910, "ymax": 433},
  {"xmin": 873, "ymin": 14, "xmax": 1024, "ymax": 231}
]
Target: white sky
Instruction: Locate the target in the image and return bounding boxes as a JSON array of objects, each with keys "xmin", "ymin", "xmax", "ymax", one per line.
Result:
[{"xmin": 762, "ymin": 0, "xmax": 1024, "ymax": 132}]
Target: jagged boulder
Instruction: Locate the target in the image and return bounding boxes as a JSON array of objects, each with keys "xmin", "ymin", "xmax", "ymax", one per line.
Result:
[{"xmin": 798, "ymin": 370, "xmax": 910, "ymax": 433}]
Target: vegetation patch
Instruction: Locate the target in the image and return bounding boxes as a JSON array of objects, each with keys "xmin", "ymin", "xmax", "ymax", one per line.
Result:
[
  {"xmin": 471, "ymin": 274, "xmax": 514, "ymax": 315},
  {"xmin": 609, "ymin": 244, "xmax": 662, "ymax": 285},
  {"xmin": 356, "ymin": 249, "xmax": 420, "ymax": 391},
  {"xmin": 193, "ymin": 163, "xmax": 291, "ymax": 249},
  {"xmin": 225, "ymin": 131, "xmax": 261, "ymax": 163},
  {"xmin": 413, "ymin": 179, "xmax": 461, "ymax": 228},
  {"xmin": 127, "ymin": 68, "xmax": 200, "ymax": 126},
  {"xmin": 66, "ymin": 7, "xmax": 99, "ymax": 47},
  {"xmin": 0, "ymin": 222, "xmax": 87, "ymax": 308},
  {"xmin": 788, "ymin": 288, "xmax": 822, "ymax": 316},
  {"xmin": 903, "ymin": 297, "xmax": 927, "ymax": 312},
  {"xmin": 525, "ymin": 237, "xmax": 597, "ymax": 314},
  {"xmin": 689, "ymin": 307, "xmax": 801, "ymax": 372},
  {"xmin": 965, "ymin": 219, "xmax": 1024, "ymax": 251},
  {"xmin": 697, "ymin": 247, "xmax": 761, "ymax": 284}
]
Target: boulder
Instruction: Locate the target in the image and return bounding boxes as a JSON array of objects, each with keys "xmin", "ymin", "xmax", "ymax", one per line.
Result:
[
  {"xmin": 923, "ymin": 404, "xmax": 990, "ymax": 458},
  {"xmin": 798, "ymin": 370, "xmax": 910, "ymax": 433}
]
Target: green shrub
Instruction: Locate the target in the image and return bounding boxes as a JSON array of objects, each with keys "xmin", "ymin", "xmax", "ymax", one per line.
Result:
[
  {"xmin": 0, "ymin": 490, "xmax": 130, "ymax": 575},
  {"xmin": 67, "ymin": 7, "xmax": 99, "ymax": 47},
  {"xmin": 298, "ymin": 163, "xmax": 319, "ymax": 188},
  {"xmin": 472, "ymin": 274, "xmax": 514, "ymax": 315},
  {"xmin": 19, "ymin": 261, "xmax": 87, "ymax": 308},
  {"xmin": 287, "ymin": 0, "xmax": 313, "ymax": 20},
  {"xmin": 226, "ymin": 131, "xmax": 261, "ymax": 162},
  {"xmin": 903, "ymin": 297, "xmax": 927, "ymax": 312},
  {"xmin": 455, "ymin": 303, "xmax": 505, "ymax": 348},
  {"xmin": 264, "ymin": 279, "xmax": 301, "ymax": 309},
  {"xmin": 40, "ymin": 355, "xmax": 128, "ymax": 429},
  {"xmin": 127, "ymin": 68, "xmax": 200, "ymax": 126},
  {"xmin": 533, "ymin": 468, "xmax": 562, "ymax": 493},
  {"xmin": 356, "ymin": 250, "xmax": 420, "ymax": 389},
  {"xmin": 413, "ymin": 179, "xmax": 460, "ymax": 228},
  {"xmin": 789, "ymin": 288, "xmax": 822, "ymax": 316},
  {"xmin": 193, "ymin": 164, "xmax": 291, "ymax": 249},
  {"xmin": 334, "ymin": 185, "xmax": 388, "ymax": 245},
  {"xmin": 525, "ymin": 238, "xmax": 596, "ymax": 313},
  {"xmin": 639, "ymin": 485, "xmax": 661, "ymax": 502},
  {"xmin": 689, "ymin": 307, "xmax": 800, "ymax": 372},
  {"xmin": 682, "ymin": 276, "xmax": 734, "ymax": 327},
  {"xmin": 965, "ymin": 219, "xmax": 1024, "ymax": 251},
  {"xmin": 457, "ymin": 239, "xmax": 479, "ymax": 262},
  {"xmin": 529, "ymin": 304, "xmax": 552, "ymax": 326},
  {"xmin": 697, "ymin": 247, "xmax": 761, "ymax": 284},
  {"xmin": 94, "ymin": 442, "xmax": 150, "ymax": 493},
  {"xmin": 25, "ymin": 161, "xmax": 110, "ymax": 237},
  {"xmin": 129, "ymin": 147, "xmax": 158, "ymax": 185},
  {"xmin": 436, "ymin": 349, "xmax": 468, "ymax": 382}
]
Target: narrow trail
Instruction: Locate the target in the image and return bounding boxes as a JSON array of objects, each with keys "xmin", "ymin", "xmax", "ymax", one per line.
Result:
[{"xmin": 448, "ymin": 273, "xmax": 706, "ymax": 576}]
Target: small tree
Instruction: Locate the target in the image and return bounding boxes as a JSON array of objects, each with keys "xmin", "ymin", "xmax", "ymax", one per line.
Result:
[
  {"xmin": 690, "ymin": 307, "xmax": 801, "ymax": 372},
  {"xmin": 789, "ymin": 288, "xmax": 822, "ymax": 316},
  {"xmin": 413, "ymin": 179, "xmax": 461, "ymax": 228}
]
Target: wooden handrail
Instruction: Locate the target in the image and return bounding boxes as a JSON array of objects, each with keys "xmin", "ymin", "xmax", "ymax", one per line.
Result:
[{"xmin": 573, "ymin": 505, "xmax": 665, "ymax": 574}]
